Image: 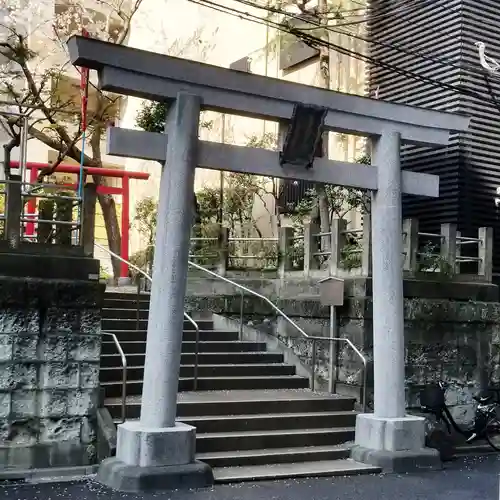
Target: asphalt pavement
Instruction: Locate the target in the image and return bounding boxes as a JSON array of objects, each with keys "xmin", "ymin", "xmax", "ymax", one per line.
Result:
[{"xmin": 1, "ymin": 456, "xmax": 499, "ymax": 500}]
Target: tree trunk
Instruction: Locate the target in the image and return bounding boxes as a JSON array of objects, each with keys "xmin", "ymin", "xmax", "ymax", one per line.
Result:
[
  {"xmin": 89, "ymin": 107, "xmax": 126, "ymax": 280},
  {"xmin": 98, "ymin": 192, "xmax": 122, "ymax": 279}
]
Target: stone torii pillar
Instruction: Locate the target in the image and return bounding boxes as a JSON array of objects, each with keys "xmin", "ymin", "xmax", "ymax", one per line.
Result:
[
  {"xmin": 67, "ymin": 35, "xmax": 470, "ymax": 490},
  {"xmin": 350, "ymin": 131, "xmax": 439, "ymax": 471},
  {"xmin": 103, "ymin": 94, "xmax": 213, "ymax": 492}
]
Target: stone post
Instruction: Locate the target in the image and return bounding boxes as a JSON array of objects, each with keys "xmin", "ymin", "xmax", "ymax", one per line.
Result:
[
  {"xmin": 105, "ymin": 93, "xmax": 213, "ymax": 491},
  {"xmin": 478, "ymin": 227, "xmax": 493, "ymax": 282},
  {"xmin": 329, "ymin": 218, "xmax": 346, "ymax": 276},
  {"xmin": 440, "ymin": 223, "xmax": 457, "ymax": 271},
  {"xmin": 81, "ymin": 183, "xmax": 97, "ymax": 256},
  {"xmin": 5, "ymin": 175, "xmax": 22, "ymax": 249},
  {"xmin": 278, "ymin": 226, "xmax": 294, "ymax": 278},
  {"xmin": 351, "ymin": 132, "xmax": 439, "ymax": 472},
  {"xmin": 361, "ymin": 213, "xmax": 372, "ymax": 276},
  {"xmin": 303, "ymin": 221, "xmax": 320, "ymax": 277},
  {"xmin": 402, "ymin": 218, "xmax": 419, "ymax": 274},
  {"xmin": 217, "ymin": 226, "xmax": 229, "ymax": 276}
]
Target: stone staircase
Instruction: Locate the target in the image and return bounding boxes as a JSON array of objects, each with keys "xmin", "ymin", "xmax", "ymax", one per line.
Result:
[{"xmin": 100, "ymin": 291, "xmax": 380, "ymax": 482}]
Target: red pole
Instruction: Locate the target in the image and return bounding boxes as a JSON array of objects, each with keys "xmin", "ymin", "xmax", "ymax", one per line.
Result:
[
  {"xmin": 120, "ymin": 175, "xmax": 130, "ymax": 278},
  {"xmin": 26, "ymin": 167, "xmax": 38, "ymax": 236}
]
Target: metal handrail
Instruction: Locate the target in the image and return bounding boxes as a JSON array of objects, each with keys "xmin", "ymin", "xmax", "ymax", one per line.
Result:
[
  {"xmin": 308, "ymin": 336, "xmax": 367, "ymax": 412},
  {"xmin": 95, "ymin": 243, "xmax": 201, "ymax": 391},
  {"xmin": 187, "ymin": 260, "xmax": 368, "ymax": 411},
  {"xmin": 101, "ymin": 332, "xmax": 128, "ymax": 423}
]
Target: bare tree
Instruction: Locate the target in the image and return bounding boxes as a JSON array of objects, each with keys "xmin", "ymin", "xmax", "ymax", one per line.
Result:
[{"xmin": 0, "ymin": 0, "xmax": 146, "ymax": 278}]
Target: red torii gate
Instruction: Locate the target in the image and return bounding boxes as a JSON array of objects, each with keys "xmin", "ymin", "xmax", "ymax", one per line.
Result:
[{"xmin": 11, "ymin": 161, "xmax": 150, "ymax": 278}]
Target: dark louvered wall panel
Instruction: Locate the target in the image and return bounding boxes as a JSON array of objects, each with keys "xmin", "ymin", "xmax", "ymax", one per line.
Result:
[{"xmin": 368, "ymin": 0, "xmax": 500, "ymax": 278}]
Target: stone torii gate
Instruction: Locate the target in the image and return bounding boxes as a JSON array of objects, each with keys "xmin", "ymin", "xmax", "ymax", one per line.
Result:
[{"xmin": 68, "ymin": 36, "xmax": 470, "ymax": 491}]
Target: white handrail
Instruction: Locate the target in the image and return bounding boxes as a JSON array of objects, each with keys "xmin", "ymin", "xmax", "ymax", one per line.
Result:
[
  {"xmin": 188, "ymin": 259, "xmax": 308, "ymax": 338},
  {"xmin": 101, "ymin": 332, "xmax": 128, "ymax": 423}
]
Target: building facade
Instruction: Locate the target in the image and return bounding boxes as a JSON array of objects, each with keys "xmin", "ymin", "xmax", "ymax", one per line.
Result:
[{"xmin": 368, "ymin": 0, "xmax": 500, "ymax": 279}]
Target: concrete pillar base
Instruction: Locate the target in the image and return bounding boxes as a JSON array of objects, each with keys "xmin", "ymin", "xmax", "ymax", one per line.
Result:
[
  {"xmin": 96, "ymin": 457, "xmax": 213, "ymax": 493},
  {"xmin": 351, "ymin": 414, "xmax": 442, "ymax": 473},
  {"xmin": 116, "ymin": 421, "xmax": 196, "ymax": 467},
  {"xmin": 97, "ymin": 421, "xmax": 213, "ymax": 492}
]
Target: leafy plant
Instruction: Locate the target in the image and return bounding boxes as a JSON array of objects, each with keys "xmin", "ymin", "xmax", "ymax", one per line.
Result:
[
  {"xmin": 418, "ymin": 242, "xmax": 454, "ymax": 278},
  {"xmin": 129, "ymin": 248, "xmax": 150, "ymax": 278},
  {"xmin": 99, "ymin": 265, "xmax": 111, "ymax": 281},
  {"xmin": 341, "ymin": 242, "xmax": 362, "ymax": 270}
]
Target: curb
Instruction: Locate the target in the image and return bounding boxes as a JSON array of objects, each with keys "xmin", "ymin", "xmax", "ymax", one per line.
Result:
[{"xmin": 0, "ymin": 465, "xmax": 99, "ymax": 485}]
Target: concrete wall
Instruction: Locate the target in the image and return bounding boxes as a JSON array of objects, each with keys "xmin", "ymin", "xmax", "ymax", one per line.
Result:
[
  {"xmin": 0, "ymin": 275, "xmax": 104, "ymax": 469},
  {"xmin": 185, "ymin": 277, "xmax": 500, "ymax": 425}
]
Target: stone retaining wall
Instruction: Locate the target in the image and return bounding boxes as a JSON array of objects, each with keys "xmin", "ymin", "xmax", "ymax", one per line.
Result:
[
  {"xmin": 0, "ymin": 277, "xmax": 104, "ymax": 470},
  {"xmin": 186, "ymin": 277, "xmax": 500, "ymax": 426}
]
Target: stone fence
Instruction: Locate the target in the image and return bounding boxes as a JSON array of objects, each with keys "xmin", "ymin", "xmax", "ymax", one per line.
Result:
[{"xmin": 188, "ymin": 217, "xmax": 493, "ymax": 282}]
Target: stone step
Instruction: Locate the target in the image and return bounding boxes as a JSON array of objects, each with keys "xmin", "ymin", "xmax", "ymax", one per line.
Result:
[
  {"xmin": 102, "ymin": 307, "xmax": 150, "ymax": 319},
  {"xmin": 102, "ymin": 318, "xmax": 213, "ymax": 331},
  {"xmin": 453, "ymin": 441, "xmax": 498, "ymax": 457},
  {"xmin": 196, "ymin": 427, "xmax": 355, "ymax": 453},
  {"xmin": 104, "ymin": 292, "xmax": 147, "ymax": 302},
  {"xmin": 104, "ymin": 329, "xmax": 239, "ymax": 342},
  {"xmin": 102, "ymin": 298, "xmax": 150, "ymax": 310},
  {"xmin": 211, "ymin": 459, "xmax": 381, "ymax": 483},
  {"xmin": 101, "ymin": 375, "xmax": 310, "ymax": 397},
  {"xmin": 101, "ymin": 340, "xmax": 268, "ymax": 355},
  {"xmin": 105, "ymin": 391, "xmax": 356, "ymax": 420},
  {"xmin": 179, "ymin": 411, "xmax": 357, "ymax": 433},
  {"xmin": 100, "ymin": 363, "xmax": 296, "ymax": 382},
  {"xmin": 196, "ymin": 445, "xmax": 351, "ymax": 468},
  {"xmin": 100, "ymin": 351, "xmax": 285, "ymax": 368}
]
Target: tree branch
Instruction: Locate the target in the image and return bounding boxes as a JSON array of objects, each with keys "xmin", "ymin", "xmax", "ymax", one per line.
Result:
[
  {"xmin": 28, "ymin": 124, "xmax": 94, "ymax": 169},
  {"xmin": 115, "ymin": 0, "xmax": 144, "ymax": 45},
  {"xmin": 17, "ymin": 52, "xmax": 77, "ymax": 153}
]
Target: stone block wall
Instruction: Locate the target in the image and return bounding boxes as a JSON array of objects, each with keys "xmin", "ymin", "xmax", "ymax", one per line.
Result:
[
  {"xmin": 185, "ymin": 277, "xmax": 500, "ymax": 426},
  {"xmin": 0, "ymin": 277, "xmax": 104, "ymax": 469}
]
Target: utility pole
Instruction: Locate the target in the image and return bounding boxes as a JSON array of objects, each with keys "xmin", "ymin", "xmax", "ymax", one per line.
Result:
[{"xmin": 316, "ymin": 0, "xmax": 331, "ymax": 252}]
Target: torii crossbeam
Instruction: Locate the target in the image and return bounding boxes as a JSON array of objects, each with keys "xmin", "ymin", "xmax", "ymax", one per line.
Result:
[{"xmin": 67, "ymin": 35, "xmax": 470, "ymax": 490}]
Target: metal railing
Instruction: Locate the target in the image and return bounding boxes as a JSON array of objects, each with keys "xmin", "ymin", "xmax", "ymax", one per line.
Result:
[
  {"xmin": 187, "ymin": 260, "xmax": 368, "ymax": 411},
  {"xmin": 95, "ymin": 243, "xmax": 201, "ymax": 391},
  {"xmin": 101, "ymin": 331, "xmax": 127, "ymax": 423},
  {"xmin": 0, "ymin": 178, "xmax": 84, "ymax": 245}
]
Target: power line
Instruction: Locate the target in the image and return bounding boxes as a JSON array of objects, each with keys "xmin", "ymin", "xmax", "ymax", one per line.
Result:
[
  {"xmin": 231, "ymin": 0, "xmax": 494, "ymax": 82},
  {"xmin": 252, "ymin": 0, "xmax": 425, "ymax": 30},
  {"xmin": 189, "ymin": 0, "xmax": 500, "ymax": 107}
]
